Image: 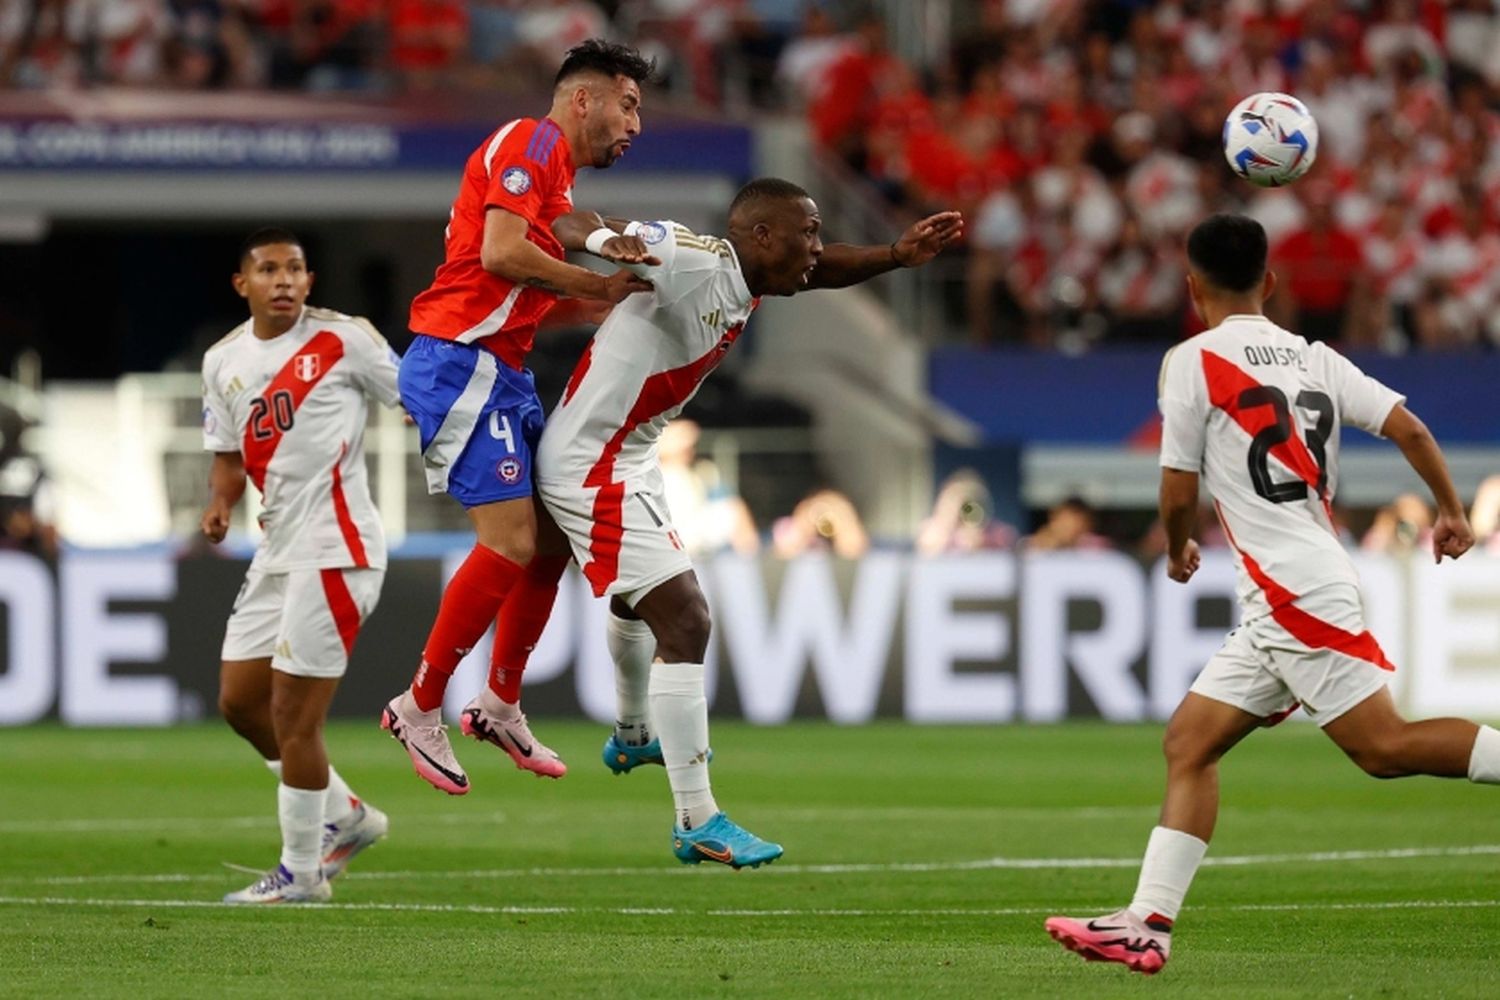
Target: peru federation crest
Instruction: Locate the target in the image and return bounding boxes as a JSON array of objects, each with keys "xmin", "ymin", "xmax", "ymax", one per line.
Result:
[{"xmin": 294, "ymin": 354, "xmax": 321, "ymax": 382}]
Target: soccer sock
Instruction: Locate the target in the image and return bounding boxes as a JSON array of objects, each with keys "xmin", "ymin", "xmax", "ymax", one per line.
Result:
[
  {"xmin": 486, "ymin": 553, "xmax": 570, "ymax": 705},
  {"xmin": 267, "ymin": 758, "xmax": 356, "ymax": 824},
  {"xmin": 277, "ymin": 783, "xmax": 325, "ymax": 878},
  {"xmin": 323, "ymin": 765, "xmax": 358, "ymax": 824},
  {"xmin": 1128, "ymin": 826, "xmax": 1208, "ymax": 924},
  {"xmin": 1468, "ymin": 725, "xmax": 1500, "ymax": 783},
  {"xmin": 412, "ymin": 545, "xmax": 525, "ymax": 711},
  {"xmin": 650, "ymin": 661, "xmax": 718, "ymax": 830},
  {"xmin": 607, "ymin": 611, "xmax": 656, "ymax": 746}
]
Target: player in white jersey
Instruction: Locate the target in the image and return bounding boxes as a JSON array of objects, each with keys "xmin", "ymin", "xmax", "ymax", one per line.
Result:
[
  {"xmin": 1047, "ymin": 214, "xmax": 1497, "ymax": 974},
  {"xmin": 201, "ymin": 229, "xmax": 402, "ymax": 903},
  {"xmin": 502, "ymin": 178, "xmax": 960, "ymax": 867}
]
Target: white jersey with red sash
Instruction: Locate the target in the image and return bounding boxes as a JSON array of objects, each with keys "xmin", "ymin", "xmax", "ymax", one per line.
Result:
[
  {"xmin": 203, "ymin": 306, "xmax": 402, "ymax": 573},
  {"xmin": 1158, "ymin": 314, "xmax": 1404, "ymax": 667}
]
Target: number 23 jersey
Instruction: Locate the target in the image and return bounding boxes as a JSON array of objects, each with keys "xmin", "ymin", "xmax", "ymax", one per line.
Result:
[
  {"xmin": 202, "ymin": 306, "xmax": 402, "ymax": 573},
  {"xmin": 1158, "ymin": 315, "xmax": 1404, "ymax": 619}
]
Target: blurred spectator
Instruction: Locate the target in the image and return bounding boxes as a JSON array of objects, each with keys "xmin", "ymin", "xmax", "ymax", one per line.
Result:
[
  {"xmin": 0, "ymin": 402, "xmax": 58, "ymax": 560},
  {"xmin": 389, "ymin": 0, "xmax": 468, "ymax": 91},
  {"xmin": 1095, "ymin": 213, "xmax": 1184, "ymax": 343},
  {"xmin": 659, "ymin": 419, "xmax": 759, "ymax": 557},
  {"xmin": 1272, "ymin": 182, "xmax": 1366, "ymax": 344},
  {"xmin": 261, "ymin": 0, "xmax": 385, "ymax": 91},
  {"xmin": 1023, "ymin": 496, "xmax": 1110, "ymax": 551},
  {"xmin": 772, "ymin": 488, "xmax": 869, "ymax": 560},
  {"xmin": 1361, "ymin": 492, "xmax": 1434, "ymax": 556},
  {"xmin": 1470, "ymin": 474, "xmax": 1500, "ymax": 554},
  {"xmin": 916, "ymin": 468, "xmax": 1015, "ymax": 556}
]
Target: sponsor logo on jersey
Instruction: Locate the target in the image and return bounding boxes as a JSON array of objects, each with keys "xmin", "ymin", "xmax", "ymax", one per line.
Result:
[
  {"xmin": 501, "ymin": 166, "xmax": 532, "ymax": 195},
  {"xmin": 496, "ymin": 457, "xmax": 524, "ymax": 484},
  {"xmin": 638, "ymin": 222, "xmax": 667, "ymax": 245},
  {"xmin": 294, "ymin": 355, "xmax": 321, "ymax": 382}
]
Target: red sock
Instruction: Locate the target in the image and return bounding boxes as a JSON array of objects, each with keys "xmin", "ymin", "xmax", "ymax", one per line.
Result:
[
  {"xmin": 488, "ymin": 554, "xmax": 569, "ymax": 703},
  {"xmin": 413, "ymin": 545, "xmax": 524, "ymax": 711}
]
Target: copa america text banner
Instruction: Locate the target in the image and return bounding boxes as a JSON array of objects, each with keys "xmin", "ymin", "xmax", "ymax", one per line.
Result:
[{"xmin": 1, "ymin": 549, "xmax": 1496, "ymax": 726}]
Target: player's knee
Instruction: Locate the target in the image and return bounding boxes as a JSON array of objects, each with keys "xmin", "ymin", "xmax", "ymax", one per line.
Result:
[
  {"xmin": 219, "ymin": 690, "xmax": 261, "ymax": 738},
  {"xmin": 658, "ymin": 598, "xmax": 711, "ymax": 662},
  {"xmin": 1344, "ymin": 738, "xmax": 1411, "ymax": 779},
  {"xmin": 1162, "ymin": 724, "xmax": 1215, "ymax": 770}
]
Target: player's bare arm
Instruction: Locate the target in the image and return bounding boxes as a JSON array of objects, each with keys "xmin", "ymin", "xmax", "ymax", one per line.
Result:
[
  {"xmin": 201, "ymin": 451, "xmax": 246, "ymax": 543},
  {"xmin": 551, "ymin": 210, "xmax": 660, "ymax": 265},
  {"xmin": 804, "ymin": 211, "xmax": 964, "ymax": 290},
  {"xmin": 1159, "ymin": 467, "xmax": 1202, "ymax": 583},
  {"xmin": 1380, "ymin": 404, "xmax": 1475, "ymax": 563},
  {"xmin": 483, "ymin": 208, "xmax": 652, "ymax": 302}
]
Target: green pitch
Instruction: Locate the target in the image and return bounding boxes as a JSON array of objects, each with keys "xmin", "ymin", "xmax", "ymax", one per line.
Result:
[{"xmin": 4, "ymin": 720, "xmax": 1499, "ymax": 998}]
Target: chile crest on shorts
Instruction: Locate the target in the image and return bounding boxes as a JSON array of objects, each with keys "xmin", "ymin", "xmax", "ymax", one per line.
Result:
[{"xmin": 496, "ymin": 456, "xmax": 524, "ymax": 484}]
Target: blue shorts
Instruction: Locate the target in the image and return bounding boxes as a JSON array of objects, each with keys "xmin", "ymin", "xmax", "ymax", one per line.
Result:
[{"xmin": 399, "ymin": 335, "xmax": 544, "ymax": 508}]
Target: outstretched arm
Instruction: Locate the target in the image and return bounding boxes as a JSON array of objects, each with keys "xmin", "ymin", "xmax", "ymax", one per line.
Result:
[
  {"xmin": 552, "ymin": 211, "xmax": 660, "ymax": 265},
  {"xmin": 1381, "ymin": 404, "xmax": 1475, "ymax": 562},
  {"xmin": 483, "ymin": 209, "xmax": 652, "ymax": 303},
  {"xmin": 804, "ymin": 211, "xmax": 963, "ymax": 290}
]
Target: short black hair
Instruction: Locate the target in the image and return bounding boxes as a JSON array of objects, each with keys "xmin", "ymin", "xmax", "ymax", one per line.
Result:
[
  {"xmin": 554, "ymin": 39, "xmax": 656, "ymax": 87},
  {"xmin": 729, "ymin": 177, "xmax": 811, "ymax": 219},
  {"xmin": 1186, "ymin": 213, "xmax": 1267, "ymax": 293},
  {"xmin": 239, "ymin": 227, "xmax": 303, "ymax": 267}
]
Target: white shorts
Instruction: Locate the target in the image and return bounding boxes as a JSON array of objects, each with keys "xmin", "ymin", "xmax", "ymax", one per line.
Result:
[
  {"xmin": 221, "ymin": 567, "xmax": 385, "ymax": 678},
  {"xmin": 539, "ymin": 480, "xmax": 693, "ymax": 606},
  {"xmin": 1190, "ymin": 584, "xmax": 1393, "ymax": 727}
]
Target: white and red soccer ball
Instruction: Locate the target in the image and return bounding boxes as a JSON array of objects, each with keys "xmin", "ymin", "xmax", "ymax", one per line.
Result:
[{"xmin": 1222, "ymin": 92, "xmax": 1319, "ymax": 188}]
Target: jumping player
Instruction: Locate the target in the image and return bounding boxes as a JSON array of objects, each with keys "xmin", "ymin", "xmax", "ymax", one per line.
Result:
[
  {"xmin": 203, "ymin": 228, "xmax": 401, "ymax": 903},
  {"xmin": 524, "ymin": 179, "xmax": 962, "ymax": 866},
  {"xmin": 380, "ymin": 40, "xmax": 656, "ymax": 793},
  {"xmin": 1045, "ymin": 213, "xmax": 1493, "ymax": 973}
]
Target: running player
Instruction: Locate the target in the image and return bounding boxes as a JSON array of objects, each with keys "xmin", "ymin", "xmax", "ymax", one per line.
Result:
[
  {"xmin": 380, "ymin": 40, "xmax": 656, "ymax": 793},
  {"xmin": 203, "ymin": 228, "xmax": 402, "ymax": 904},
  {"xmin": 1045, "ymin": 213, "xmax": 1493, "ymax": 974},
  {"xmin": 532, "ymin": 178, "xmax": 962, "ymax": 866}
]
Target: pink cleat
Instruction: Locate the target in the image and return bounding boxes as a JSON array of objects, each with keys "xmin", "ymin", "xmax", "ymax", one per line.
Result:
[
  {"xmin": 1045, "ymin": 908, "xmax": 1172, "ymax": 975},
  {"xmin": 460, "ymin": 697, "xmax": 567, "ymax": 779},
  {"xmin": 381, "ymin": 696, "xmax": 470, "ymax": 795}
]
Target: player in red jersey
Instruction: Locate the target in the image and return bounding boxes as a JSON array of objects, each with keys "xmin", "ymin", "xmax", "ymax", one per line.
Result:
[
  {"xmin": 381, "ymin": 40, "xmax": 658, "ymax": 794},
  {"xmin": 204, "ymin": 229, "xmax": 403, "ymax": 903},
  {"xmin": 1046, "ymin": 214, "xmax": 1497, "ymax": 974}
]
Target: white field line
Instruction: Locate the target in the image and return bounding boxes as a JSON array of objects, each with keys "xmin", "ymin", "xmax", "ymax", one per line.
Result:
[
  {"xmin": 0, "ymin": 896, "xmax": 1499, "ymax": 919},
  {"xmin": 4, "ymin": 844, "xmax": 1500, "ymax": 887}
]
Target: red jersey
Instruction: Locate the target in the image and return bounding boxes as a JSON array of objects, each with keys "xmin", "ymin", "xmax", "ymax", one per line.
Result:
[{"xmin": 408, "ymin": 117, "xmax": 577, "ymax": 370}]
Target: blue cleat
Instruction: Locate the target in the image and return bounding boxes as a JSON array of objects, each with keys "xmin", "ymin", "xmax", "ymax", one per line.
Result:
[
  {"xmin": 672, "ymin": 813, "xmax": 783, "ymax": 869},
  {"xmin": 601, "ymin": 735, "xmax": 711, "ymax": 775}
]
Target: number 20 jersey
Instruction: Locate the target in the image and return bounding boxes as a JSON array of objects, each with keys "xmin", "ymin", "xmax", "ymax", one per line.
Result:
[
  {"xmin": 1157, "ymin": 315, "xmax": 1404, "ymax": 620},
  {"xmin": 202, "ymin": 306, "xmax": 403, "ymax": 573}
]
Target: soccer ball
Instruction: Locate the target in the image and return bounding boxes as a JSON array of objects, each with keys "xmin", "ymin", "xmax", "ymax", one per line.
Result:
[{"xmin": 1222, "ymin": 92, "xmax": 1319, "ymax": 188}]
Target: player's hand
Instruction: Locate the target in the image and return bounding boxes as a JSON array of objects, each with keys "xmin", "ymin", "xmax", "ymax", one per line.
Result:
[
  {"xmin": 892, "ymin": 211, "xmax": 964, "ymax": 267},
  {"xmin": 601, "ymin": 269, "xmax": 653, "ymax": 303},
  {"xmin": 598, "ymin": 235, "xmax": 660, "ymax": 266},
  {"xmin": 201, "ymin": 502, "xmax": 232, "ymax": 544},
  {"xmin": 1167, "ymin": 539, "xmax": 1201, "ymax": 583},
  {"xmin": 1431, "ymin": 511, "xmax": 1475, "ymax": 563}
]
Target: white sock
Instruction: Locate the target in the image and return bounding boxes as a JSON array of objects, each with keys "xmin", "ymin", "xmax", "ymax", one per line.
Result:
[
  {"xmin": 265, "ymin": 760, "xmax": 357, "ymax": 824},
  {"xmin": 277, "ymin": 783, "xmax": 326, "ymax": 877},
  {"xmin": 650, "ymin": 661, "xmax": 718, "ymax": 830},
  {"xmin": 1468, "ymin": 725, "xmax": 1500, "ymax": 783},
  {"xmin": 323, "ymin": 765, "xmax": 359, "ymax": 824},
  {"xmin": 1128, "ymin": 826, "xmax": 1208, "ymax": 923},
  {"xmin": 398, "ymin": 688, "xmax": 441, "ymax": 725},
  {"xmin": 478, "ymin": 685, "xmax": 522, "ymax": 721},
  {"xmin": 608, "ymin": 612, "xmax": 656, "ymax": 746}
]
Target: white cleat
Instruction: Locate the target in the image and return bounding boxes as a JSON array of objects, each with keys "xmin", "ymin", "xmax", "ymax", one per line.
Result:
[
  {"xmin": 381, "ymin": 696, "xmax": 470, "ymax": 795},
  {"xmin": 460, "ymin": 697, "xmax": 567, "ymax": 779},
  {"xmin": 1045, "ymin": 908, "xmax": 1172, "ymax": 975},
  {"xmin": 223, "ymin": 864, "xmax": 331, "ymax": 904},
  {"xmin": 321, "ymin": 800, "xmax": 389, "ymax": 880}
]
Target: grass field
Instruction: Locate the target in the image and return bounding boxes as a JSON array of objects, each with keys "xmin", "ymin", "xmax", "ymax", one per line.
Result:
[{"xmin": 4, "ymin": 720, "xmax": 1500, "ymax": 998}]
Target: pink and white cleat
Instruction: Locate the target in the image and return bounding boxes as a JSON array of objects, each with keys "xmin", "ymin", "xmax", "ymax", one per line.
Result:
[
  {"xmin": 381, "ymin": 696, "xmax": 469, "ymax": 795},
  {"xmin": 460, "ymin": 697, "xmax": 567, "ymax": 779},
  {"xmin": 1045, "ymin": 908, "xmax": 1172, "ymax": 975}
]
